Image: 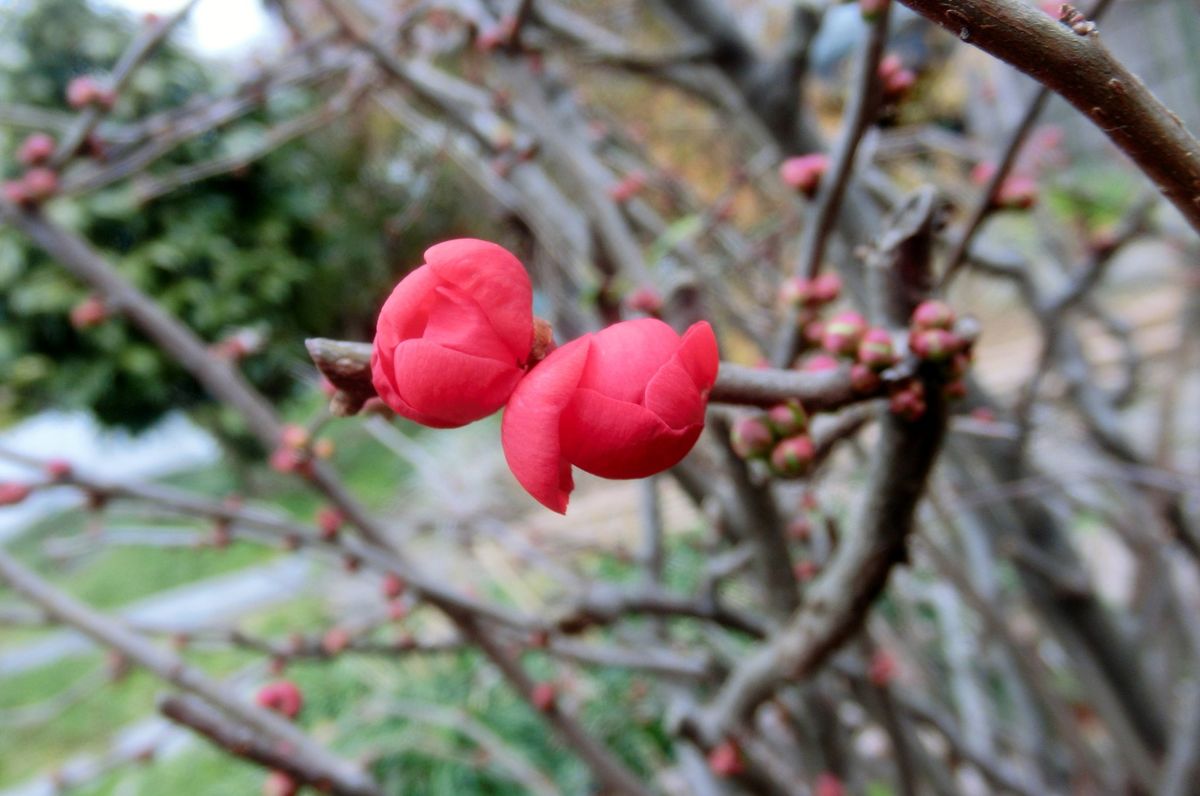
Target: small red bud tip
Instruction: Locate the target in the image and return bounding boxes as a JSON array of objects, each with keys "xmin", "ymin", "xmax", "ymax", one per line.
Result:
[
  {"xmin": 0, "ymin": 483, "xmax": 33, "ymax": 506},
  {"xmin": 779, "ymin": 276, "xmax": 813, "ymax": 308},
  {"xmin": 626, "ymin": 285, "xmax": 663, "ymax": 315},
  {"xmin": 316, "ymin": 506, "xmax": 343, "ymax": 539},
  {"xmin": 530, "ymin": 682, "xmax": 557, "ymax": 713},
  {"xmin": 707, "ymin": 739, "xmax": 745, "ymax": 778},
  {"xmin": 3, "ymin": 180, "xmax": 29, "ymax": 205},
  {"xmin": 21, "ymin": 168, "xmax": 58, "ymax": 201},
  {"xmin": 859, "ymin": 0, "xmax": 887, "ymax": 18},
  {"xmin": 879, "ymin": 54, "xmax": 915, "ymax": 98},
  {"xmin": 770, "ymin": 435, "xmax": 815, "ymax": 478},
  {"xmin": 802, "ymin": 353, "xmax": 840, "ymax": 373},
  {"xmin": 793, "ymin": 559, "xmax": 819, "ymax": 581},
  {"xmin": 322, "ymin": 627, "xmax": 350, "ymax": 655},
  {"xmin": 263, "ymin": 770, "xmax": 299, "ymax": 796},
  {"xmin": 528, "ymin": 629, "xmax": 550, "ymax": 648},
  {"xmin": 821, "ymin": 311, "xmax": 867, "ymax": 357},
  {"xmin": 766, "ymin": 401, "xmax": 807, "ymax": 437},
  {"xmin": 810, "ymin": 272, "xmax": 842, "ymax": 304},
  {"xmin": 280, "ymin": 425, "xmax": 309, "ymax": 450},
  {"xmin": 18, "ymin": 132, "xmax": 56, "ymax": 166},
  {"xmin": 45, "ymin": 461, "xmax": 72, "ymax": 480},
  {"xmin": 787, "ymin": 518, "xmax": 812, "ymax": 541},
  {"xmin": 607, "ymin": 170, "xmax": 647, "ymax": 203},
  {"xmin": 857, "ymin": 327, "xmax": 896, "ymax": 369},
  {"xmin": 382, "ymin": 572, "xmax": 407, "ymax": 599},
  {"xmin": 868, "ymin": 648, "xmax": 898, "ymax": 686},
  {"xmin": 730, "ymin": 414, "xmax": 774, "ymax": 460},
  {"xmin": 779, "ymin": 153, "xmax": 827, "ymax": 198},
  {"xmin": 256, "ymin": 680, "xmax": 304, "ymax": 719},
  {"xmin": 802, "ymin": 318, "xmax": 825, "ymax": 347},
  {"xmin": 67, "ymin": 75, "xmax": 99, "ymax": 108},
  {"xmin": 387, "ymin": 599, "xmax": 409, "ymax": 621},
  {"xmin": 909, "ymin": 328, "xmax": 958, "ymax": 362},
  {"xmin": 889, "ymin": 381, "xmax": 927, "ymax": 421},
  {"xmin": 70, "ymin": 295, "xmax": 108, "ymax": 329},
  {"xmin": 995, "ymin": 175, "xmax": 1038, "ymax": 210},
  {"xmin": 911, "ymin": 300, "xmax": 955, "ymax": 331},
  {"xmin": 970, "ymin": 407, "xmax": 996, "ymax": 424},
  {"xmin": 970, "ymin": 161, "xmax": 997, "ymax": 185},
  {"xmin": 269, "ymin": 447, "xmax": 304, "ymax": 474},
  {"xmin": 814, "ymin": 772, "xmax": 846, "ymax": 796},
  {"xmin": 850, "ymin": 363, "xmax": 882, "ymax": 393}
]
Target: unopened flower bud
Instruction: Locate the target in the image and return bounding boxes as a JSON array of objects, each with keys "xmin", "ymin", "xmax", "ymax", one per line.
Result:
[
  {"xmin": 815, "ymin": 772, "xmax": 846, "ymax": 796},
  {"xmin": 626, "ymin": 286, "xmax": 663, "ymax": 316},
  {"xmin": 383, "ymin": 572, "xmax": 407, "ymax": 599},
  {"xmin": 263, "ymin": 770, "xmax": 298, "ymax": 796},
  {"xmin": 802, "ymin": 353, "xmax": 840, "ymax": 372},
  {"xmin": 810, "ymin": 273, "xmax": 842, "ymax": 304},
  {"xmin": 868, "ymin": 648, "xmax": 897, "ymax": 686},
  {"xmin": 909, "ymin": 328, "xmax": 958, "ymax": 362},
  {"xmin": 22, "ymin": 168, "xmax": 58, "ymax": 201},
  {"xmin": 608, "ymin": 170, "xmax": 647, "ymax": 203},
  {"xmin": 530, "ymin": 682, "xmax": 557, "ymax": 713},
  {"xmin": 707, "ymin": 739, "xmax": 745, "ymax": 777},
  {"xmin": 18, "ymin": 133, "xmax": 56, "ymax": 166},
  {"xmin": 911, "ymin": 300, "xmax": 955, "ymax": 330},
  {"xmin": 770, "ymin": 435, "xmax": 815, "ymax": 478},
  {"xmin": 822, "ymin": 311, "xmax": 867, "ymax": 356},
  {"xmin": 70, "ymin": 295, "xmax": 108, "ymax": 329},
  {"xmin": 779, "ymin": 276, "xmax": 813, "ymax": 307},
  {"xmin": 730, "ymin": 414, "xmax": 774, "ymax": 460},
  {"xmin": 0, "ymin": 483, "xmax": 32, "ymax": 506},
  {"xmin": 857, "ymin": 328, "xmax": 896, "ymax": 369},
  {"xmin": 766, "ymin": 401, "xmax": 807, "ymax": 437},
  {"xmin": 779, "ymin": 153, "xmax": 827, "ymax": 198}
]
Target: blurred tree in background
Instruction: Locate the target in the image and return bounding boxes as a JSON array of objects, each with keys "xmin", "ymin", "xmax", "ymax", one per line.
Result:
[{"xmin": 0, "ymin": 0, "xmax": 492, "ymax": 437}]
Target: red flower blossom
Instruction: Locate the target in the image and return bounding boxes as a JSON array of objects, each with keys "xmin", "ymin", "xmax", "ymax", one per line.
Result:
[
  {"xmin": 371, "ymin": 239, "xmax": 534, "ymax": 428},
  {"xmin": 502, "ymin": 318, "xmax": 718, "ymax": 513}
]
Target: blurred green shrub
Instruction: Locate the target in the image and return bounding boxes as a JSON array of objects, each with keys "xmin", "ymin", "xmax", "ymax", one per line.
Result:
[{"xmin": 0, "ymin": 0, "xmax": 494, "ymax": 436}]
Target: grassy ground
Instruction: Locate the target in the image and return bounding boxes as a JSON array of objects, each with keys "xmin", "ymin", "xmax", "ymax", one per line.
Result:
[{"xmin": 0, "ymin": 395, "xmax": 680, "ymax": 793}]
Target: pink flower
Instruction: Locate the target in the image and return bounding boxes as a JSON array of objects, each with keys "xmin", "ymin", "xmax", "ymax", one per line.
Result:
[
  {"xmin": 371, "ymin": 239, "xmax": 535, "ymax": 428},
  {"xmin": 502, "ymin": 318, "xmax": 718, "ymax": 513}
]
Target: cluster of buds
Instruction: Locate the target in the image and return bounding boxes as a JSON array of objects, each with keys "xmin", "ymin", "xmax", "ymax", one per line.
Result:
[
  {"xmin": 255, "ymin": 680, "xmax": 304, "ymax": 720},
  {"xmin": 779, "ymin": 271, "xmax": 842, "ymax": 342},
  {"xmin": 66, "ymin": 75, "xmax": 116, "ymax": 110},
  {"xmin": 889, "ymin": 299, "xmax": 974, "ymax": 419},
  {"xmin": 270, "ymin": 425, "xmax": 332, "ymax": 477},
  {"xmin": 878, "ymin": 53, "xmax": 916, "ymax": 100},
  {"xmin": 970, "ymin": 162, "xmax": 1039, "ymax": 210},
  {"xmin": 731, "ymin": 400, "xmax": 814, "ymax": 478},
  {"xmin": 778, "ymin": 153, "xmax": 828, "ymax": 198}
]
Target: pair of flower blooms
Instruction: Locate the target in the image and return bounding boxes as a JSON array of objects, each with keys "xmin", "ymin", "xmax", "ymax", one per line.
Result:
[{"xmin": 370, "ymin": 239, "xmax": 720, "ymax": 513}]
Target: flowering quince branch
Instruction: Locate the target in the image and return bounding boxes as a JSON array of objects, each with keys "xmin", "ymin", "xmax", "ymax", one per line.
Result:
[{"xmin": 0, "ymin": 548, "xmax": 382, "ymax": 796}]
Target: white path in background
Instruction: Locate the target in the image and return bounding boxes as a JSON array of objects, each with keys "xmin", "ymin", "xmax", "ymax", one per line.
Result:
[
  {"xmin": 0, "ymin": 557, "xmax": 311, "ymax": 678},
  {"xmin": 0, "ymin": 411, "xmax": 219, "ymax": 544}
]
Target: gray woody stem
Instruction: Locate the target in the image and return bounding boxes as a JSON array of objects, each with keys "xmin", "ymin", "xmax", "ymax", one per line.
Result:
[
  {"xmin": 0, "ymin": 548, "xmax": 382, "ymax": 796},
  {"xmin": 896, "ymin": 0, "xmax": 1200, "ymax": 234}
]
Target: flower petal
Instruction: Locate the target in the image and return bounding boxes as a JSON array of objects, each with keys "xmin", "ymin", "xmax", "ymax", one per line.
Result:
[
  {"xmin": 576, "ymin": 318, "xmax": 682, "ymax": 404},
  {"xmin": 424, "ymin": 239, "xmax": 533, "ymax": 363},
  {"xmin": 422, "ymin": 286, "xmax": 517, "ymax": 364},
  {"xmin": 675, "ymin": 321, "xmax": 720, "ymax": 393},
  {"xmin": 371, "ymin": 344, "xmax": 453, "ymax": 428},
  {"xmin": 374, "ymin": 265, "xmax": 438, "ymax": 352},
  {"xmin": 560, "ymin": 387, "xmax": 704, "ymax": 479},
  {"xmin": 501, "ymin": 337, "xmax": 590, "ymax": 513},
  {"xmin": 643, "ymin": 357, "xmax": 706, "ymax": 430},
  {"xmin": 389, "ymin": 339, "xmax": 523, "ymax": 428}
]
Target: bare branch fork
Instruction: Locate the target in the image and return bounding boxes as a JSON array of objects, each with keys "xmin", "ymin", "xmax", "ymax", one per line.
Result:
[{"xmin": 897, "ymin": 0, "xmax": 1200, "ymax": 234}]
